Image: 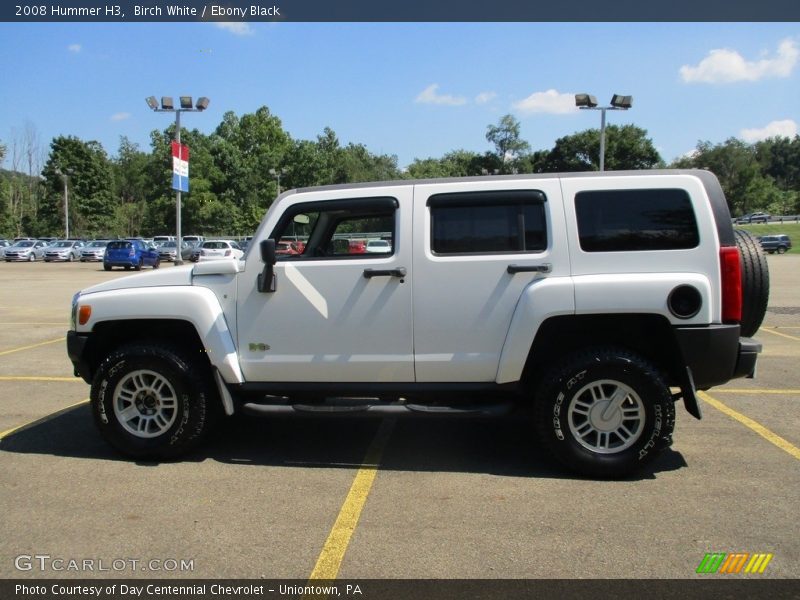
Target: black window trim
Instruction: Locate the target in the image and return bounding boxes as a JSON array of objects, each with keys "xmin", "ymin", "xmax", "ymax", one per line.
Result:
[
  {"xmin": 575, "ymin": 187, "xmax": 700, "ymax": 253},
  {"xmin": 428, "ymin": 189, "xmax": 549, "ymax": 257},
  {"xmin": 269, "ymin": 196, "xmax": 399, "ymax": 262}
]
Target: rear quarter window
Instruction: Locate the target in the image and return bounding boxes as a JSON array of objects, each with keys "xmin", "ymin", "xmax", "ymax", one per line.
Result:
[{"xmin": 575, "ymin": 188, "xmax": 699, "ymax": 252}]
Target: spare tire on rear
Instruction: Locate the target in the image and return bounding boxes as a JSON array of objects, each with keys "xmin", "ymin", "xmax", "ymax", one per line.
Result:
[{"xmin": 734, "ymin": 229, "xmax": 769, "ymax": 337}]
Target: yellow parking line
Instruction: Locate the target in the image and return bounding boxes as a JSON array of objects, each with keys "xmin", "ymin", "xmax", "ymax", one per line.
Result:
[
  {"xmin": 0, "ymin": 376, "xmax": 80, "ymax": 382},
  {"xmin": 307, "ymin": 419, "xmax": 395, "ymax": 582},
  {"xmin": 0, "ymin": 398, "xmax": 90, "ymax": 441},
  {"xmin": 761, "ymin": 328, "xmax": 800, "ymax": 342},
  {"xmin": 699, "ymin": 391, "xmax": 800, "ymax": 461},
  {"xmin": 713, "ymin": 389, "xmax": 800, "ymax": 395},
  {"xmin": 0, "ymin": 337, "xmax": 64, "ymax": 357}
]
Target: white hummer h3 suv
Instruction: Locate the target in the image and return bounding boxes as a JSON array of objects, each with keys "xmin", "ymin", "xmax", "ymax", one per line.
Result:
[{"xmin": 67, "ymin": 170, "xmax": 768, "ymax": 478}]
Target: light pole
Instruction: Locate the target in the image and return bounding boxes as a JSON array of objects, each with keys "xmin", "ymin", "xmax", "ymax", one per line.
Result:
[
  {"xmin": 575, "ymin": 94, "xmax": 633, "ymax": 172},
  {"xmin": 55, "ymin": 167, "xmax": 72, "ymax": 238},
  {"xmin": 269, "ymin": 167, "xmax": 288, "ymax": 196},
  {"xmin": 145, "ymin": 95, "xmax": 209, "ymax": 265}
]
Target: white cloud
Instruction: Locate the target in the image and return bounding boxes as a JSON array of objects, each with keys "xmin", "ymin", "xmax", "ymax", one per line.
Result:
[
  {"xmin": 740, "ymin": 119, "xmax": 798, "ymax": 143},
  {"xmin": 110, "ymin": 112, "xmax": 131, "ymax": 122},
  {"xmin": 67, "ymin": 44, "xmax": 81, "ymax": 53},
  {"xmin": 214, "ymin": 22, "xmax": 254, "ymax": 36},
  {"xmin": 415, "ymin": 84, "xmax": 467, "ymax": 106},
  {"xmin": 512, "ymin": 89, "xmax": 576, "ymax": 115},
  {"xmin": 475, "ymin": 91, "xmax": 497, "ymax": 105},
  {"xmin": 680, "ymin": 38, "xmax": 798, "ymax": 83}
]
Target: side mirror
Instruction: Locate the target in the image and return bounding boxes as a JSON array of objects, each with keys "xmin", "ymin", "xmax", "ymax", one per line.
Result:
[{"xmin": 257, "ymin": 239, "xmax": 277, "ymax": 293}]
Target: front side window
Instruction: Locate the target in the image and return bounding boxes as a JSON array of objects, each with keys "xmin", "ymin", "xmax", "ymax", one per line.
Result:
[
  {"xmin": 429, "ymin": 190, "xmax": 547, "ymax": 255},
  {"xmin": 269, "ymin": 197, "xmax": 397, "ymax": 260},
  {"xmin": 575, "ymin": 188, "xmax": 699, "ymax": 252}
]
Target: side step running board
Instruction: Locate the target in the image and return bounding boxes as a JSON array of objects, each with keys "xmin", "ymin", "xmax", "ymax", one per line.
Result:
[{"xmin": 241, "ymin": 401, "xmax": 514, "ymax": 417}]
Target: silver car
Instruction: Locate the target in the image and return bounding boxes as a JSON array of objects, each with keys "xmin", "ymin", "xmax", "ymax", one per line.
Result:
[
  {"xmin": 0, "ymin": 239, "xmax": 11, "ymax": 258},
  {"xmin": 80, "ymin": 240, "xmax": 110, "ymax": 262},
  {"xmin": 4, "ymin": 240, "xmax": 48, "ymax": 262},
  {"xmin": 157, "ymin": 240, "xmax": 197, "ymax": 262},
  {"xmin": 44, "ymin": 240, "xmax": 85, "ymax": 262}
]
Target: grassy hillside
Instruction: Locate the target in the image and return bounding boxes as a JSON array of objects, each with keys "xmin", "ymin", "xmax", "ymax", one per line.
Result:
[{"xmin": 736, "ymin": 221, "xmax": 799, "ymax": 254}]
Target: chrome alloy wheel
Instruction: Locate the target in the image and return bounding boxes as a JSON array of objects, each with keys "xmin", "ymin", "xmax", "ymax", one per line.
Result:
[
  {"xmin": 113, "ymin": 369, "xmax": 178, "ymax": 438},
  {"xmin": 567, "ymin": 379, "xmax": 645, "ymax": 454}
]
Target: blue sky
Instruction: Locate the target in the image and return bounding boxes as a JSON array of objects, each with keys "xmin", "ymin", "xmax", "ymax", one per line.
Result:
[{"xmin": 0, "ymin": 22, "xmax": 798, "ymax": 169}]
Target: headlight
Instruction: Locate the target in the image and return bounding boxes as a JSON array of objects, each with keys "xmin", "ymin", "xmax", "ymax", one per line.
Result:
[{"xmin": 70, "ymin": 291, "xmax": 81, "ymax": 330}]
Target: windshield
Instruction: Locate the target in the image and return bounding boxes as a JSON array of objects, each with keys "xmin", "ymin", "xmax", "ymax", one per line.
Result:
[
  {"xmin": 88, "ymin": 241, "xmax": 108, "ymax": 248},
  {"xmin": 17, "ymin": 241, "xmax": 34, "ymax": 247},
  {"xmin": 54, "ymin": 241, "xmax": 72, "ymax": 247}
]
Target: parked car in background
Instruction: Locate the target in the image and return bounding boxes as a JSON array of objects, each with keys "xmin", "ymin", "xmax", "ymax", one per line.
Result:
[
  {"xmin": 366, "ymin": 239, "xmax": 392, "ymax": 254},
  {"xmin": 183, "ymin": 235, "xmax": 205, "ymax": 245},
  {"xmin": 157, "ymin": 240, "xmax": 196, "ymax": 262},
  {"xmin": 759, "ymin": 234, "xmax": 792, "ymax": 254},
  {"xmin": 0, "ymin": 239, "xmax": 11, "ymax": 257},
  {"xmin": 44, "ymin": 240, "xmax": 85, "ymax": 262},
  {"xmin": 4, "ymin": 240, "xmax": 47, "ymax": 262},
  {"xmin": 276, "ymin": 240, "xmax": 304, "ymax": 255},
  {"xmin": 103, "ymin": 239, "xmax": 160, "ymax": 271},
  {"xmin": 197, "ymin": 240, "xmax": 244, "ymax": 261},
  {"xmin": 152, "ymin": 235, "xmax": 175, "ymax": 246},
  {"xmin": 736, "ymin": 212, "xmax": 771, "ymax": 224},
  {"xmin": 80, "ymin": 240, "xmax": 110, "ymax": 262}
]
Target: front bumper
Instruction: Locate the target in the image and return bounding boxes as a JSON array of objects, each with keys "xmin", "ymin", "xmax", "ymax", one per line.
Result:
[{"xmin": 67, "ymin": 331, "xmax": 92, "ymax": 383}]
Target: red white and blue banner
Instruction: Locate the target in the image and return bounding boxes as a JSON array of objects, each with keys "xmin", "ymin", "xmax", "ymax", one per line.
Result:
[{"xmin": 171, "ymin": 141, "xmax": 189, "ymax": 192}]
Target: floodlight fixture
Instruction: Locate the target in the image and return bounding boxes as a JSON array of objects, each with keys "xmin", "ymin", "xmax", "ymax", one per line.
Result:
[
  {"xmin": 574, "ymin": 91, "xmax": 636, "ymax": 172},
  {"xmin": 145, "ymin": 96, "xmax": 159, "ymax": 110},
  {"xmin": 610, "ymin": 94, "xmax": 633, "ymax": 109},
  {"xmin": 196, "ymin": 97, "xmax": 210, "ymax": 111},
  {"xmin": 161, "ymin": 96, "xmax": 174, "ymax": 110},
  {"xmin": 180, "ymin": 96, "xmax": 193, "ymax": 109}
]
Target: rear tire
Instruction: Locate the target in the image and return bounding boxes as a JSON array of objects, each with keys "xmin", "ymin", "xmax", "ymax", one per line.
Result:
[
  {"xmin": 734, "ymin": 229, "xmax": 769, "ymax": 337},
  {"xmin": 90, "ymin": 343, "xmax": 218, "ymax": 460},
  {"xmin": 104, "ymin": 264, "xmax": 112, "ymax": 271},
  {"xmin": 534, "ymin": 347, "xmax": 675, "ymax": 479}
]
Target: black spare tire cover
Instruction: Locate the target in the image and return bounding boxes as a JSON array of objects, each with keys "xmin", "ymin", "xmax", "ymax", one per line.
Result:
[{"xmin": 734, "ymin": 229, "xmax": 769, "ymax": 337}]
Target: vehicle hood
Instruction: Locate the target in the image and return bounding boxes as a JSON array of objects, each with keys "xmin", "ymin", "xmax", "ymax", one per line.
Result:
[
  {"xmin": 79, "ymin": 260, "xmax": 244, "ymax": 296},
  {"xmin": 81, "ymin": 265, "xmax": 195, "ymax": 295}
]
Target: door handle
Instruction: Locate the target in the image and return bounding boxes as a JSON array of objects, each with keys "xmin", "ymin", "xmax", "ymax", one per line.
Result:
[
  {"xmin": 507, "ymin": 263, "xmax": 552, "ymax": 274},
  {"xmin": 363, "ymin": 267, "xmax": 407, "ymax": 279}
]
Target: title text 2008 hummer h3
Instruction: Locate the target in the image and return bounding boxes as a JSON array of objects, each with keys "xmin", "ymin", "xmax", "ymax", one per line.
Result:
[{"xmin": 67, "ymin": 170, "xmax": 768, "ymax": 478}]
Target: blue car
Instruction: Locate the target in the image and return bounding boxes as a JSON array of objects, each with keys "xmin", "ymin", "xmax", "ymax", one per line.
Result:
[{"xmin": 103, "ymin": 240, "xmax": 160, "ymax": 271}]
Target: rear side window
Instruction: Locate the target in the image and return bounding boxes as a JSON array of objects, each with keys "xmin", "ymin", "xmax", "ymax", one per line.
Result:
[
  {"xmin": 429, "ymin": 190, "xmax": 547, "ymax": 255},
  {"xmin": 575, "ymin": 189, "xmax": 699, "ymax": 252}
]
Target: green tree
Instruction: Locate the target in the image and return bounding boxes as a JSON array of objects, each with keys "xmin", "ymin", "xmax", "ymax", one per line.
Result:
[
  {"xmin": 671, "ymin": 138, "xmax": 760, "ymax": 215},
  {"xmin": 485, "ymin": 114, "xmax": 530, "ymax": 171},
  {"xmin": 41, "ymin": 136, "xmax": 115, "ymax": 237},
  {"xmin": 545, "ymin": 125, "xmax": 662, "ymax": 172}
]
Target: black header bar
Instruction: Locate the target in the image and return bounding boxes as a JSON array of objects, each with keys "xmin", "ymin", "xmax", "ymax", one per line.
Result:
[{"xmin": 3, "ymin": 0, "xmax": 800, "ymax": 22}]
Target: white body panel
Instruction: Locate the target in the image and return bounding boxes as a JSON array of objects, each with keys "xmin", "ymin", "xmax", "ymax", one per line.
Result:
[
  {"xmin": 560, "ymin": 175, "xmax": 722, "ymax": 323},
  {"xmin": 76, "ymin": 284, "xmax": 243, "ymax": 384},
  {"xmin": 235, "ymin": 185, "xmax": 415, "ymax": 383},
  {"xmin": 411, "ymin": 178, "xmax": 570, "ymax": 382}
]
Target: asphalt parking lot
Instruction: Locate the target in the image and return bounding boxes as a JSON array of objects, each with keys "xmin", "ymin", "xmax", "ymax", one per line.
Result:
[{"xmin": 0, "ymin": 258, "xmax": 798, "ymax": 581}]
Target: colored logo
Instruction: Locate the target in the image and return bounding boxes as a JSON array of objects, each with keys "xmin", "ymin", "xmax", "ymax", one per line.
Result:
[{"xmin": 696, "ymin": 552, "xmax": 773, "ymax": 574}]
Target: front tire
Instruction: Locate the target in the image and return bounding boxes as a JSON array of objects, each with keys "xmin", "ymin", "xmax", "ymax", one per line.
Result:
[
  {"xmin": 534, "ymin": 347, "xmax": 675, "ymax": 479},
  {"xmin": 91, "ymin": 343, "xmax": 217, "ymax": 460}
]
